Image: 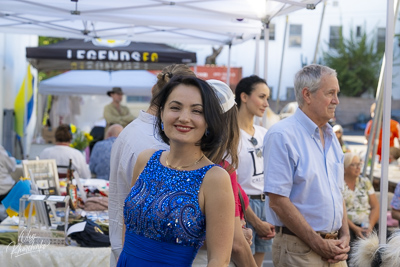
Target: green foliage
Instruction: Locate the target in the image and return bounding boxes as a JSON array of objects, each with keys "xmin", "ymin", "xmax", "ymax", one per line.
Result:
[
  {"xmin": 37, "ymin": 37, "xmax": 66, "ymax": 81},
  {"xmin": 323, "ymin": 28, "xmax": 383, "ymax": 97},
  {"xmin": 38, "ymin": 37, "xmax": 65, "ymax": 46}
]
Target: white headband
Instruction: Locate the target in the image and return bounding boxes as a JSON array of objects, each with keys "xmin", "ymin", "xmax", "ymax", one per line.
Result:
[{"xmin": 206, "ymin": 79, "xmax": 235, "ymax": 113}]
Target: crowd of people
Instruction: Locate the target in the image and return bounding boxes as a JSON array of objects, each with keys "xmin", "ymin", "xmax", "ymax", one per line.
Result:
[
  {"xmin": 110, "ymin": 63, "xmax": 351, "ymax": 267},
  {"xmin": 5, "ymin": 62, "xmax": 400, "ymax": 267}
]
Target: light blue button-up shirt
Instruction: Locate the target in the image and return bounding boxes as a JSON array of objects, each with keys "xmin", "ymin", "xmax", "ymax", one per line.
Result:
[{"xmin": 263, "ymin": 108, "xmax": 344, "ymax": 232}]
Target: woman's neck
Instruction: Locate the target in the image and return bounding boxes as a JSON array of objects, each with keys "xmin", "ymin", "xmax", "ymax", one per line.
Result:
[
  {"xmin": 238, "ymin": 108, "xmax": 255, "ymax": 135},
  {"xmin": 166, "ymin": 145, "xmax": 205, "ymax": 169},
  {"xmin": 56, "ymin": 142, "xmax": 70, "ymax": 146},
  {"xmin": 344, "ymin": 174, "xmax": 357, "ymax": 190}
]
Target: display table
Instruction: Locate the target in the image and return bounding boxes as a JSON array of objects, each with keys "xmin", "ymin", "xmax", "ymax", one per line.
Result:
[
  {"xmin": 0, "ymin": 244, "xmax": 110, "ymax": 266},
  {"xmin": 370, "ymin": 165, "xmax": 400, "ymax": 192}
]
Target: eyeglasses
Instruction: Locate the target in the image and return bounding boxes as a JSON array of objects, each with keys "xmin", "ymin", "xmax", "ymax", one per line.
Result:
[
  {"xmin": 249, "ymin": 137, "xmax": 258, "ymax": 146},
  {"xmin": 349, "ymin": 163, "xmax": 362, "ymax": 168}
]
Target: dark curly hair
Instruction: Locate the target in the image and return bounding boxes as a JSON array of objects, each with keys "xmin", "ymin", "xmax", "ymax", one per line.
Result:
[{"xmin": 152, "ymin": 76, "xmax": 226, "ymax": 153}]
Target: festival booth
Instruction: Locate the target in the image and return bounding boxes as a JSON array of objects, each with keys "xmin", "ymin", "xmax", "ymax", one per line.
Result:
[{"xmin": 28, "ymin": 39, "xmax": 197, "ymax": 139}]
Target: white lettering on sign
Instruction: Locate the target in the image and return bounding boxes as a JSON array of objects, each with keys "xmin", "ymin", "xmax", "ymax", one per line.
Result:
[
  {"xmin": 131, "ymin": 52, "xmax": 141, "ymax": 61},
  {"xmin": 120, "ymin": 51, "xmax": 130, "ymax": 61},
  {"xmin": 86, "ymin": 50, "xmax": 97, "ymax": 60},
  {"xmin": 108, "ymin": 51, "xmax": 118, "ymax": 61},
  {"xmin": 77, "ymin": 50, "xmax": 85, "ymax": 59},
  {"xmin": 98, "ymin": 50, "xmax": 107, "ymax": 60},
  {"xmin": 67, "ymin": 50, "xmax": 72, "ymax": 59}
]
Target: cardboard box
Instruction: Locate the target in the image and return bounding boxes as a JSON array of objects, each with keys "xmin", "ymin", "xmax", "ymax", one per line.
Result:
[{"xmin": 41, "ymin": 126, "xmax": 56, "ymax": 144}]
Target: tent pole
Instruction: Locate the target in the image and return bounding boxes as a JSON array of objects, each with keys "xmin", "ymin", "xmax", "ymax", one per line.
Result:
[
  {"xmin": 379, "ymin": 0, "xmax": 397, "ymax": 245},
  {"xmin": 23, "ymin": 64, "xmax": 29, "ymax": 159},
  {"xmin": 369, "ymin": 93, "xmax": 383, "ymax": 181},
  {"xmin": 254, "ymin": 33, "xmax": 260, "ymax": 76},
  {"xmin": 226, "ymin": 43, "xmax": 231, "ymax": 86},
  {"xmin": 263, "ymin": 21, "xmax": 270, "ymax": 80},
  {"xmin": 362, "ymin": 59, "xmax": 384, "ymax": 179},
  {"xmin": 312, "ymin": 0, "xmax": 327, "ymax": 63},
  {"xmin": 276, "ymin": 15, "xmax": 289, "ymax": 113}
]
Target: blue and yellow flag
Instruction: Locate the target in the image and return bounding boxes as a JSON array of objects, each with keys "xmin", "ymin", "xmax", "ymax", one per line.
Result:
[
  {"xmin": 1, "ymin": 179, "xmax": 32, "ymax": 217},
  {"xmin": 14, "ymin": 64, "xmax": 34, "ymax": 138}
]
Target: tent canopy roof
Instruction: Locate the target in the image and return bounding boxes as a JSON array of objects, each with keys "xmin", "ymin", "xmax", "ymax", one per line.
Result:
[
  {"xmin": 27, "ymin": 39, "xmax": 197, "ymax": 71},
  {"xmin": 38, "ymin": 70, "xmax": 157, "ymax": 96},
  {"xmin": 0, "ymin": 0, "xmax": 321, "ymax": 45}
]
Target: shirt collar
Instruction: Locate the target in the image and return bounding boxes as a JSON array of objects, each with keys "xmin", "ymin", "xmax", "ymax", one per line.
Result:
[{"xmin": 293, "ymin": 108, "xmax": 334, "ymax": 139}]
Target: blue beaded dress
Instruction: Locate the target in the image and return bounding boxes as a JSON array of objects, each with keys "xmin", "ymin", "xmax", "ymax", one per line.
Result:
[{"xmin": 117, "ymin": 150, "xmax": 216, "ymax": 267}]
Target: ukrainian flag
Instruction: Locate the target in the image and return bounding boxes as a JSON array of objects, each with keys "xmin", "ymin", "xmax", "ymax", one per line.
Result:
[{"xmin": 14, "ymin": 64, "xmax": 34, "ymax": 138}]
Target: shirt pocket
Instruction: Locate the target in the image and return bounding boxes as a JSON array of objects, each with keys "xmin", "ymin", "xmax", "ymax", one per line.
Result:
[{"xmin": 327, "ymin": 161, "xmax": 344, "ymax": 190}]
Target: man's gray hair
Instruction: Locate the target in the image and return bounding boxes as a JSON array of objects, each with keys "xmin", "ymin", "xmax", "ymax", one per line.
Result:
[{"xmin": 294, "ymin": 64, "xmax": 337, "ymax": 107}]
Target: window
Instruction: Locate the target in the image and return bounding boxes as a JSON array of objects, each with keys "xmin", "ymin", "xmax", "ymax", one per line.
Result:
[
  {"xmin": 289, "ymin": 24, "xmax": 302, "ymax": 47},
  {"xmin": 269, "ymin": 24, "xmax": 275, "ymax": 40},
  {"xmin": 377, "ymin": 27, "xmax": 386, "ymax": 53},
  {"xmin": 356, "ymin": 26, "xmax": 362, "ymax": 37},
  {"xmin": 286, "ymin": 87, "xmax": 296, "ymax": 101},
  {"xmin": 259, "ymin": 24, "xmax": 275, "ymax": 40},
  {"xmin": 329, "ymin": 26, "xmax": 342, "ymax": 49}
]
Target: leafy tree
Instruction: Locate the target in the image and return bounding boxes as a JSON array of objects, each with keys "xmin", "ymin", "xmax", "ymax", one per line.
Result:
[
  {"xmin": 323, "ymin": 28, "xmax": 383, "ymax": 97},
  {"xmin": 38, "ymin": 36, "xmax": 65, "ymax": 46},
  {"xmin": 37, "ymin": 37, "xmax": 66, "ymax": 82}
]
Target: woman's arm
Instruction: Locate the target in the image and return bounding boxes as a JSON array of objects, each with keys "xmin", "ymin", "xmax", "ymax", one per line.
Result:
[
  {"xmin": 130, "ymin": 149, "xmax": 156, "ymax": 187},
  {"xmin": 347, "ymin": 217, "xmax": 364, "ymax": 239},
  {"xmin": 121, "ymin": 149, "xmax": 156, "ymax": 248},
  {"xmin": 202, "ymin": 167, "xmax": 235, "ymax": 267},
  {"xmin": 231, "ymin": 217, "xmax": 257, "ymax": 267}
]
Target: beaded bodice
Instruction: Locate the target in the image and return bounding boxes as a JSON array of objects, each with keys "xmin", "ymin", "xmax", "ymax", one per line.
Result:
[{"xmin": 124, "ymin": 150, "xmax": 216, "ymax": 250}]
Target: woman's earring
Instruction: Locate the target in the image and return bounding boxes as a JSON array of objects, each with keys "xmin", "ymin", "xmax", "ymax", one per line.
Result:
[
  {"xmin": 161, "ymin": 122, "xmax": 164, "ymax": 131},
  {"xmin": 205, "ymin": 129, "xmax": 209, "ymax": 136}
]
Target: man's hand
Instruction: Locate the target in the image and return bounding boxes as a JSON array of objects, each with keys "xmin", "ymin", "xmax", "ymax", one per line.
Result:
[
  {"xmin": 254, "ymin": 221, "xmax": 275, "ymax": 240},
  {"xmin": 245, "ymin": 206, "xmax": 275, "ymax": 240},
  {"xmin": 315, "ymin": 236, "xmax": 350, "ymax": 263}
]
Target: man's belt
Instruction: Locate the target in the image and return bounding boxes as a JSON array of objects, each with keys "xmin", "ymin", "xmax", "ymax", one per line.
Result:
[
  {"xmin": 275, "ymin": 226, "xmax": 338, "ymax": 240},
  {"xmin": 248, "ymin": 194, "xmax": 265, "ymax": 201}
]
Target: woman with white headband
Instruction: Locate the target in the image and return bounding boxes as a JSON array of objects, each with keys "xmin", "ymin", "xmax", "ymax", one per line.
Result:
[{"xmin": 193, "ymin": 79, "xmax": 259, "ymax": 267}]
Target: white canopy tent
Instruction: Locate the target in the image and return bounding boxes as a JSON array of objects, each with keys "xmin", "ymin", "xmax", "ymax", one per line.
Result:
[
  {"xmin": 39, "ymin": 70, "xmax": 156, "ymax": 96},
  {"xmin": 1, "ymin": 0, "xmax": 323, "ymax": 80},
  {"xmin": 37, "ymin": 70, "xmax": 158, "ymax": 135},
  {"xmin": 3, "ymin": 0, "xmax": 398, "ymax": 247}
]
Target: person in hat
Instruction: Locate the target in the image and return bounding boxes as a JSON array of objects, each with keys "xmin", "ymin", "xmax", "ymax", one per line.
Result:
[
  {"xmin": 333, "ymin": 124, "xmax": 350, "ymax": 153},
  {"xmin": 103, "ymin": 87, "xmax": 134, "ymax": 133}
]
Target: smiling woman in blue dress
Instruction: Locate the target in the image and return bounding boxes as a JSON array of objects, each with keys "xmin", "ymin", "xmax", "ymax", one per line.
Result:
[{"xmin": 117, "ymin": 76, "xmax": 235, "ymax": 267}]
